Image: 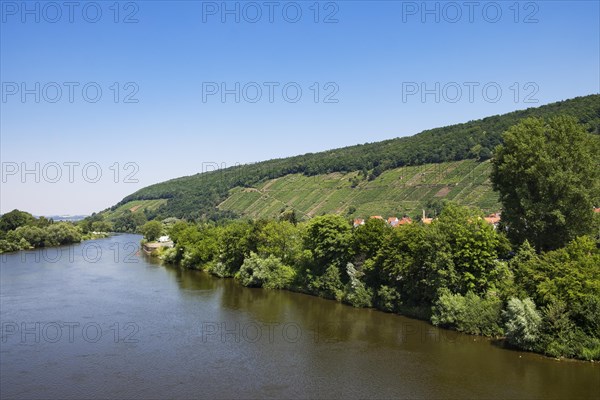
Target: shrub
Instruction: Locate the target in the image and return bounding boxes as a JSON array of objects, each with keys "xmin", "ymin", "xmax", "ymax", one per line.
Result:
[
  {"xmin": 503, "ymin": 297, "xmax": 541, "ymax": 351},
  {"xmin": 209, "ymin": 262, "xmax": 235, "ymax": 278},
  {"xmin": 307, "ymin": 265, "xmax": 344, "ymax": 301},
  {"xmin": 432, "ymin": 289, "xmax": 503, "ymax": 336},
  {"xmin": 160, "ymin": 247, "xmax": 178, "ymax": 264},
  {"xmin": 344, "ymin": 263, "xmax": 373, "ymax": 308},
  {"xmin": 376, "ymin": 285, "xmax": 400, "ymax": 313},
  {"xmin": 237, "ymin": 253, "xmax": 295, "ymax": 289}
]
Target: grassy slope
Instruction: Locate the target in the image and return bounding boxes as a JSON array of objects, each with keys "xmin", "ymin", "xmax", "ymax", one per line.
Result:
[
  {"xmin": 102, "ymin": 199, "xmax": 168, "ymax": 221},
  {"xmin": 219, "ymin": 159, "xmax": 498, "ymax": 220}
]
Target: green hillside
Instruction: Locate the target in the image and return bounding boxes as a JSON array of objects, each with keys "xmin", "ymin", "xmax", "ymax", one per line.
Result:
[
  {"xmin": 107, "ymin": 95, "xmax": 599, "ymax": 221},
  {"xmin": 219, "ymin": 159, "xmax": 498, "ymax": 220},
  {"xmin": 104, "ymin": 199, "xmax": 168, "ymax": 221}
]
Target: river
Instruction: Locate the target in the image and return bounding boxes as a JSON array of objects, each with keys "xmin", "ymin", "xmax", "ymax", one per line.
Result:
[{"xmin": 1, "ymin": 234, "xmax": 598, "ymax": 399}]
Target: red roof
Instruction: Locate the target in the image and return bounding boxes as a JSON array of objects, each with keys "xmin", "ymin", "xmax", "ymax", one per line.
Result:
[
  {"xmin": 484, "ymin": 213, "xmax": 501, "ymax": 225},
  {"xmin": 398, "ymin": 217, "xmax": 412, "ymax": 225},
  {"xmin": 370, "ymin": 216, "xmax": 384, "ymax": 220},
  {"xmin": 594, "ymin": 208, "xmax": 600, "ymax": 213}
]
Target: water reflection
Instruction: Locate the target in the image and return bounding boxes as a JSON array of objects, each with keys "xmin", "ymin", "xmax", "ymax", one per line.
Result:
[{"xmin": 2, "ymin": 235, "xmax": 596, "ymax": 400}]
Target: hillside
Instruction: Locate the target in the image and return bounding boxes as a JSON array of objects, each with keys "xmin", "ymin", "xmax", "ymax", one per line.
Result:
[
  {"xmin": 107, "ymin": 95, "xmax": 600, "ymax": 221},
  {"xmin": 219, "ymin": 159, "xmax": 498, "ymax": 219}
]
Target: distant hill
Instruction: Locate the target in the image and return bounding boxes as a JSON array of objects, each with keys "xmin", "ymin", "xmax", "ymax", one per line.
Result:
[
  {"xmin": 41, "ymin": 215, "xmax": 88, "ymax": 222},
  {"xmin": 105, "ymin": 94, "xmax": 600, "ymax": 221}
]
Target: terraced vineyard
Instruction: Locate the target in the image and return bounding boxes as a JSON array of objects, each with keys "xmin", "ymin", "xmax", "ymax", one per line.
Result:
[
  {"xmin": 103, "ymin": 199, "xmax": 168, "ymax": 220},
  {"xmin": 218, "ymin": 159, "xmax": 498, "ymax": 220}
]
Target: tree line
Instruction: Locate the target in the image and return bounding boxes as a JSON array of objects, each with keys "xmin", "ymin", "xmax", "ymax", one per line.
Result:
[{"xmin": 0, "ymin": 210, "xmax": 86, "ymax": 253}]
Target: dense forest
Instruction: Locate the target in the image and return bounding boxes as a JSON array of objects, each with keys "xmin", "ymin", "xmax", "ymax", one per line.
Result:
[{"xmin": 110, "ymin": 95, "xmax": 600, "ymax": 221}]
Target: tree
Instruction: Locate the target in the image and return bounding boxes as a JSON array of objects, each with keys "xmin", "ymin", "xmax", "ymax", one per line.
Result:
[
  {"xmin": 113, "ymin": 210, "xmax": 147, "ymax": 233},
  {"xmin": 141, "ymin": 221, "xmax": 163, "ymax": 241},
  {"xmin": 0, "ymin": 209, "xmax": 35, "ymax": 232},
  {"xmin": 433, "ymin": 203, "xmax": 501, "ymax": 294},
  {"xmin": 351, "ymin": 217, "xmax": 389, "ymax": 262},
  {"xmin": 491, "ymin": 116, "xmax": 600, "ymax": 251},
  {"xmin": 14, "ymin": 225, "xmax": 47, "ymax": 247},
  {"xmin": 91, "ymin": 221, "xmax": 113, "ymax": 233},
  {"xmin": 431, "ymin": 289, "xmax": 503, "ymax": 336},
  {"xmin": 237, "ymin": 252, "xmax": 295, "ymax": 289},
  {"xmin": 214, "ymin": 220, "xmax": 254, "ymax": 277},
  {"xmin": 45, "ymin": 223, "xmax": 82, "ymax": 246},
  {"xmin": 256, "ymin": 220, "xmax": 301, "ymax": 265},
  {"xmin": 303, "ymin": 214, "xmax": 352, "ymax": 276}
]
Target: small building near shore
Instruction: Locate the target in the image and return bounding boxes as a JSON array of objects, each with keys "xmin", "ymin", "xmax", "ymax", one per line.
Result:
[{"xmin": 142, "ymin": 240, "xmax": 174, "ymax": 255}]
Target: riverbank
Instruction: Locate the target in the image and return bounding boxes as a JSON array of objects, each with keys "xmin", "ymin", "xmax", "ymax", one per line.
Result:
[
  {"xmin": 145, "ymin": 210, "xmax": 600, "ymax": 361},
  {"xmin": 141, "ymin": 240, "xmax": 174, "ymax": 255},
  {"xmin": 0, "ymin": 224, "xmax": 110, "ymax": 254}
]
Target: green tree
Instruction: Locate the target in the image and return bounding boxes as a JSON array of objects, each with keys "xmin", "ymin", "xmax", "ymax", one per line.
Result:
[
  {"xmin": 0, "ymin": 209, "xmax": 35, "ymax": 232},
  {"xmin": 303, "ymin": 214, "xmax": 352, "ymax": 276},
  {"xmin": 213, "ymin": 220, "xmax": 254, "ymax": 277},
  {"xmin": 45, "ymin": 223, "xmax": 82, "ymax": 246},
  {"xmin": 256, "ymin": 220, "xmax": 301, "ymax": 265},
  {"xmin": 433, "ymin": 204, "xmax": 501, "ymax": 294},
  {"xmin": 237, "ymin": 253, "xmax": 295, "ymax": 289},
  {"xmin": 91, "ymin": 221, "xmax": 113, "ymax": 233},
  {"xmin": 351, "ymin": 217, "xmax": 389, "ymax": 262},
  {"xmin": 113, "ymin": 210, "xmax": 147, "ymax": 233},
  {"xmin": 431, "ymin": 289, "xmax": 503, "ymax": 336},
  {"xmin": 491, "ymin": 116, "xmax": 600, "ymax": 251},
  {"xmin": 14, "ymin": 225, "xmax": 47, "ymax": 247},
  {"xmin": 140, "ymin": 221, "xmax": 163, "ymax": 241}
]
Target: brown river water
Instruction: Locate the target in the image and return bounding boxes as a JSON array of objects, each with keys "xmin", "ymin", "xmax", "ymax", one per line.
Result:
[{"xmin": 1, "ymin": 234, "xmax": 598, "ymax": 399}]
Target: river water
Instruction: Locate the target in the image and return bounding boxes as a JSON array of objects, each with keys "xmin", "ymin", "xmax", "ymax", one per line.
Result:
[{"xmin": 1, "ymin": 234, "xmax": 598, "ymax": 399}]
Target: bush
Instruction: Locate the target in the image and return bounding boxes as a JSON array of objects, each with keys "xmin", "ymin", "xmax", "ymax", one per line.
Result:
[
  {"xmin": 432, "ymin": 289, "xmax": 503, "ymax": 336},
  {"xmin": 376, "ymin": 285, "xmax": 400, "ymax": 312},
  {"xmin": 237, "ymin": 253, "xmax": 295, "ymax": 289},
  {"xmin": 307, "ymin": 265, "xmax": 344, "ymax": 301},
  {"xmin": 209, "ymin": 262, "xmax": 235, "ymax": 278},
  {"xmin": 344, "ymin": 263, "xmax": 373, "ymax": 308},
  {"xmin": 14, "ymin": 225, "xmax": 47, "ymax": 247},
  {"xmin": 0, "ymin": 239, "xmax": 26, "ymax": 253},
  {"xmin": 503, "ymin": 297, "xmax": 541, "ymax": 351},
  {"xmin": 140, "ymin": 221, "xmax": 163, "ymax": 241},
  {"xmin": 160, "ymin": 247, "xmax": 179, "ymax": 264},
  {"xmin": 45, "ymin": 223, "xmax": 82, "ymax": 246},
  {"xmin": 345, "ymin": 283, "xmax": 373, "ymax": 308}
]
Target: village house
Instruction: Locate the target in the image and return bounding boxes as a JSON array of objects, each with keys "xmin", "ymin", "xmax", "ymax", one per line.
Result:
[
  {"xmin": 483, "ymin": 213, "xmax": 501, "ymax": 229},
  {"xmin": 421, "ymin": 210, "xmax": 433, "ymax": 225},
  {"xmin": 398, "ymin": 217, "xmax": 412, "ymax": 225}
]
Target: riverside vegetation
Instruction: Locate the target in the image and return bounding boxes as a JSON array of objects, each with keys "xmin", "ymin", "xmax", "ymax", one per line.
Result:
[
  {"xmin": 0, "ymin": 210, "xmax": 111, "ymax": 253},
  {"xmin": 138, "ymin": 115, "xmax": 599, "ymax": 361}
]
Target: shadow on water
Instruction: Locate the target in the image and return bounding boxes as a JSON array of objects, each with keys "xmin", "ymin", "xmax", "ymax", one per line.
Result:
[{"xmin": 1, "ymin": 236, "xmax": 598, "ymax": 399}]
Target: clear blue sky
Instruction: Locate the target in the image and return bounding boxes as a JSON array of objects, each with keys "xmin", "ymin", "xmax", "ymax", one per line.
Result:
[{"xmin": 1, "ymin": 0, "xmax": 599, "ymax": 215}]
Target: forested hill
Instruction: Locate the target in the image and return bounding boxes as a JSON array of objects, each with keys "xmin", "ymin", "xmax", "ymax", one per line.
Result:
[{"xmin": 112, "ymin": 94, "xmax": 600, "ymax": 220}]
